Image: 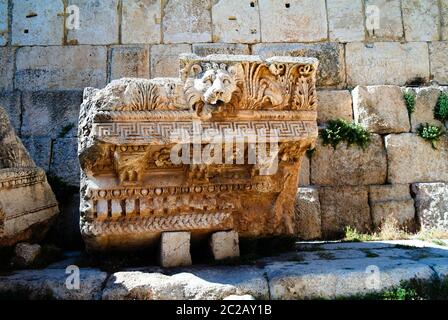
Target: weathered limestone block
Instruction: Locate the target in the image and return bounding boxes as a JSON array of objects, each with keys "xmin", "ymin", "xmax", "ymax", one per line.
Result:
[
  {"xmin": 429, "ymin": 43, "xmax": 448, "ymax": 85},
  {"xmin": 0, "ymin": 91, "xmax": 21, "ymax": 133},
  {"xmin": 22, "ymin": 136, "xmax": 52, "ymax": 170},
  {"xmin": 11, "ymin": 0, "xmax": 64, "ymax": 45},
  {"xmin": 150, "ymin": 44, "xmax": 191, "ymax": 77},
  {"xmin": 0, "ymin": 106, "xmax": 59, "ymax": 247},
  {"xmin": 78, "ymin": 54, "xmax": 318, "ymax": 251},
  {"xmin": 0, "ymin": 47, "xmax": 15, "ymax": 91},
  {"xmin": 443, "ymin": 1, "xmax": 448, "ymax": 40},
  {"xmin": 193, "ymin": 43, "xmax": 250, "ymax": 56},
  {"xmin": 310, "ymin": 135, "xmax": 387, "ymax": 186},
  {"xmin": 402, "ymin": 0, "xmax": 440, "ymax": 41},
  {"xmin": 385, "ymin": 134, "xmax": 448, "ymax": 183},
  {"xmin": 299, "ymin": 156, "xmax": 310, "ymax": 186},
  {"xmin": 327, "ymin": 0, "xmax": 364, "ymax": 42},
  {"xmin": 212, "ymin": 0, "xmax": 260, "ymax": 43},
  {"xmin": 15, "ymin": 46, "xmax": 107, "ymax": 91},
  {"xmin": 365, "ymin": 0, "xmax": 404, "ymax": 41},
  {"xmin": 0, "ymin": 0, "xmax": 7, "ymax": 46},
  {"xmin": 160, "ymin": 232, "xmax": 192, "ymax": 267},
  {"xmin": 122, "ymin": 0, "xmax": 161, "ymax": 44},
  {"xmin": 210, "ymin": 231, "xmax": 240, "ymax": 260},
  {"xmin": 102, "ymin": 266, "xmax": 269, "ymax": 300},
  {"xmin": 14, "ymin": 242, "xmax": 41, "ymax": 267},
  {"xmin": 50, "ymin": 138, "xmax": 80, "ymax": 186},
  {"xmin": 295, "ymin": 187, "xmax": 321, "ymax": 240},
  {"xmin": 369, "ymin": 184, "xmax": 415, "ymax": 231},
  {"xmin": 409, "ymin": 86, "xmax": 446, "ymax": 132},
  {"xmin": 346, "ymin": 42, "xmax": 430, "ymax": 86},
  {"xmin": 67, "ymin": 0, "xmax": 119, "ymax": 45},
  {"xmin": 352, "ymin": 85, "xmax": 410, "ymax": 134},
  {"xmin": 110, "ymin": 46, "xmax": 150, "ymax": 80},
  {"xmin": 412, "ymin": 183, "xmax": 448, "ymax": 231},
  {"xmin": 317, "ymin": 90, "xmax": 352, "ymax": 125},
  {"xmin": 21, "ymin": 91, "xmax": 82, "ymax": 139},
  {"xmin": 258, "ymin": 0, "xmax": 327, "ymax": 42},
  {"xmin": 319, "ymin": 186, "xmax": 372, "ymax": 238},
  {"xmin": 162, "ymin": 0, "xmax": 212, "ymax": 43},
  {"xmin": 253, "ymin": 43, "xmax": 345, "ymax": 88}
]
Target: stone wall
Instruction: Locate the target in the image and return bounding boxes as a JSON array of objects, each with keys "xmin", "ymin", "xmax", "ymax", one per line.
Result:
[{"xmin": 0, "ymin": 0, "xmax": 447, "ymax": 244}]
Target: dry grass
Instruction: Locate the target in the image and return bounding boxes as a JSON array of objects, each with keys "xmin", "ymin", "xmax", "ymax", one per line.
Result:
[{"xmin": 344, "ymin": 217, "xmax": 448, "ymax": 244}]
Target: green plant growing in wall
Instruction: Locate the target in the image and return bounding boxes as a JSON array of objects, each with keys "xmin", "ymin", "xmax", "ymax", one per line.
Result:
[
  {"xmin": 403, "ymin": 90, "xmax": 416, "ymax": 115},
  {"xmin": 434, "ymin": 91, "xmax": 448, "ymax": 123},
  {"xmin": 416, "ymin": 123, "xmax": 444, "ymax": 149},
  {"xmin": 321, "ymin": 119, "xmax": 371, "ymax": 150}
]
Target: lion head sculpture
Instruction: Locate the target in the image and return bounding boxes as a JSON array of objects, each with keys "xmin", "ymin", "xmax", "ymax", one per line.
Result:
[{"xmin": 184, "ymin": 62, "xmax": 238, "ymax": 117}]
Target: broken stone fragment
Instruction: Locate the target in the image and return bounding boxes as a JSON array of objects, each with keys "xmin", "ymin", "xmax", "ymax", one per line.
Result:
[
  {"xmin": 210, "ymin": 230, "xmax": 240, "ymax": 261},
  {"xmin": 0, "ymin": 105, "xmax": 59, "ymax": 247},
  {"xmin": 13, "ymin": 242, "xmax": 42, "ymax": 267}
]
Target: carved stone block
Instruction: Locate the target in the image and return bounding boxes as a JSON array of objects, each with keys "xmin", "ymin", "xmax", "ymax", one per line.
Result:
[
  {"xmin": 210, "ymin": 230, "xmax": 240, "ymax": 261},
  {"xmin": 160, "ymin": 231, "xmax": 192, "ymax": 267},
  {"xmin": 0, "ymin": 106, "xmax": 59, "ymax": 247},
  {"xmin": 78, "ymin": 54, "xmax": 318, "ymax": 252}
]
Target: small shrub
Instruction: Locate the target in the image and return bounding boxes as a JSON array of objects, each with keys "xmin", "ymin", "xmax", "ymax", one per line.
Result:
[
  {"xmin": 416, "ymin": 123, "xmax": 444, "ymax": 149},
  {"xmin": 434, "ymin": 91, "xmax": 448, "ymax": 123},
  {"xmin": 321, "ymin": 119, "xmax": 371, "ymax": 150},
  {"xmin": 344, "ymin": 226, "xmax": 374, "ymax": 242},
  {"xmin": 403, "ymin": 91, "xmax": 416, "ymax": 114}
]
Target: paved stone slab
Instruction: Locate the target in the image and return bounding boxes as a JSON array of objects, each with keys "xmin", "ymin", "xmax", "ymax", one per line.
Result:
[
  {"xmin": 327, "ymin": 0, "xmax": 364, "ymax": 42},
  {"xmin": 402, "ymin": 0, "xmax": 439, "ymax": 41},
  {"xmin": 311, "ymin": 135, "xmax": 387, "ymax": 186},
  {"xmin": 212, "ymin": 0, "xmax": 260, "ymax": 43},
  {"xmin": 15, "ymin": 46, "xmax": 107, "ymax": 91},
  {"xmin": 385, "ymin": 134, "xmax": 448, "ymax": 184},
  {"xmin": 365, "ymin": 0, "xmax": 404, "ymax": 41},
  {"xmin": 253, "ymin": 42, "xmax": 345, "ymax": 88},
  {"xmin": 122, "ymin": 0, "xmax": 161, "ymax": 44},
  {"xmin": 110, "ymin": 46, "xmax": 150, "ymax": 80},
  {"xmin": 352, "ymin": 85, "xmax": 410, "ymax": 134},
  {"xmin": 317, "ymin": 90, "xmax": 353, "ymax": 125},
  {"xmin": 258, "ymin": 0, "xmax": 327, "ymax": 43},
  {"xmin": 346, "ymin": 42, "xmax": 429, "ymax": 86},
  {"xmin": 162, "ymin": 0, "xmax": 212, "ymax": 43},
  {"xmin": 67, "ymin": 0, "xmax": 119, "ymax": 45},
  {"xmin": 11, "ymin": 0, "xmax": 64, "ymax": 45},
  {"xmin": 102, "ymin": 266, "xmax": 268, "ymax": 300},
  {"xmin": 0, "ymin": 268, "xmax": 107, "ymax": 300}
]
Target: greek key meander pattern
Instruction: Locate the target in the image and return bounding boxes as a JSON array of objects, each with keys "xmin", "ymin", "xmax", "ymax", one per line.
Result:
[
  {"xmin": 82, "ymin": 212, "xmax": 233, "ymax": 236},
  {"xmin": 94, "ymin": 120, "xmax": 317, "ymax": 141}
]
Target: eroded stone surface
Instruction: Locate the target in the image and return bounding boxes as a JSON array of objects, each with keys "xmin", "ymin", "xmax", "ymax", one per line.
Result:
[
  {"xmin": 317, "ymin": 90, "xmax": 352, "ymax": 125},
  {"xmin": 160, "ymin": 232, "xmax": 192, "ymax": 267},
  {"xmin": 212, "ymin": 0, "xmax": 260, "ymax": 43},
  {"xmin": 193, "ymin": 43, "xmax": 250, "ymax": 56},
  {"xmin": 0, "ymin": 47, "xmax": 15, "ymax": 91},
  {"xmin": 258, "ymin": 0, "xmax": 327, "ymax": 43},
  {"xmin": 327, "ymin": 0, "xmax": 364, "ymax": 42},
  {"xmin": 162, "ymin": 0, "xmax": 212, "ymax": 43},
  {"xmin": 0, "ymin": 106, "xmax": 59, "ymax": 247},
  {"xmin": 311, "ymin": 135, "xmax": 387, "ymax": 186},
  {"xmin": 352, "ymin": 85, "xmax": 410, "ymax": 134},
  {"xmin": 210, "ymin": 231, "xmax": 240, "ymax": 260},
  {"xmin": 122, "ymin": 0, "xmax": 161, "ymax": 44},
  {"xmin": 13, "ymin": 242, "xmax": 42, "ymax": 267},
  {"xmin": 409, "ymin": 86, "xmax": 446, "ymax": 132},
  {"xmin": 429, "ymin": 43, "xmax": 448, "ymax": 85},
  {"xmin": 385, "ymin": 134, "xmax": 448, "ymax": 183},
  {"xmin": 402, "ymin": 0, "xmax": 439, "ymax": 41},
  {"xmin": 369, "ymin": 184, "xmax": 415, "ymax": 231},
  {"xmin": 150, "ymin": 44, "xmax": 191, "ymax": 77},
  {"xmin": 346, "ymin": 42, "xmax": 429, "ymax": 86},
  {"xmin": 0, "ymin": 91, "xmax": 21, "ymax": 133},
  {"xmin": 110, "ymin": 46, "xmax": 150, "ymax": 80},
  {"xmin": 365, "ymin": 0, "xmax": 404, "ymax": 41},
  {"xmin": 295, "ymin": 187, "xmax": 321, "ymax": 240},
  {"xmin": 319, "ymin": 186, "xmax": 372, "ymax": 238},
  {"xmin": 412, "ymin": 183, "xmax": 448, "ymax": 232},
  {"xmin": 0, "ymin": 0, "xmax": 7, "ymax": 46}
]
